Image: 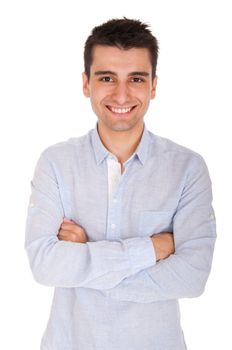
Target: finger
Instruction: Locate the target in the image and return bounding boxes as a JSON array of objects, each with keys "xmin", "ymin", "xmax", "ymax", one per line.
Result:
[
  {"xmin": 58, "ymin": 234, "xmax": 73, "ymax": 242},
  {"xmin": 61, "ymin": 223, "xmax": 82, "ymax": 232},
  {"xmin": 61, "ymin": 223, "xmax": 73, "ymax": 230},
  {"xmin": 58, "ymin": 229, "xmax": 73, "ymax": 236},
  {"xmin": 58, "ymin": 230, "xmax": 77, "ymax": 242},
  {"xmin": 58, "ymin": 229, "xmax": 71, "ymax": 239}
]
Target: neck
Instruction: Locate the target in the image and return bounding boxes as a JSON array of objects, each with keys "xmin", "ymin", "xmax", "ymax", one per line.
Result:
[{"xmin": 97, "ymin": 121, "xmax": 144, "ymax": 164}]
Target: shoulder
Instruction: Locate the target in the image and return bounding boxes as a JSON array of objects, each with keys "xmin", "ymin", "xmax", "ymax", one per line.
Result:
[
  {"xmin": 147, "ymin": 130, "xmax": 208, "ymax": 171},
  {"xmin": 40, "ymin": 130, "xmax": 93, "ymax": 162}
]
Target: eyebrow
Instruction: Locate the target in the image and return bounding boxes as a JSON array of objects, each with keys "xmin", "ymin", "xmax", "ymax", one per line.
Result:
[
  {"xmin": 129, "ymin": 71, "xmax": 150, "ymax": 77},
  {"xmin": 94, "ymin": 70, "xmax": 116, "ymax": 76},
  {"xmin": 94, "ymin": 70, "xmax": 150, "ymax": 77}
]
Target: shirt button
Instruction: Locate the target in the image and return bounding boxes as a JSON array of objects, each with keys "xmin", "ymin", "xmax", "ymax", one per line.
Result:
[{"xmin": 111, "ymin": 223, "xmax": 116, "ymax": 229}]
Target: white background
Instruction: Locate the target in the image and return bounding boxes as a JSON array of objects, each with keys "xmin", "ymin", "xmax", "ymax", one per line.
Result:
[{"xmin": 0, "ymin": 0, "xmax": 231, "ymax": 349}]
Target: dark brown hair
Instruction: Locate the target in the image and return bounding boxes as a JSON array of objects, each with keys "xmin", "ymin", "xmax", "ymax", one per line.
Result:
[{"xmin": 84, "ymin": 17, "xmax": 159, "ymax": 80}]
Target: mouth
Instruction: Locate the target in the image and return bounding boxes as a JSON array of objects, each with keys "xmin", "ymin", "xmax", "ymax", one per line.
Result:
[{"xmin": 106, "ymin": 105, "xmax": 137, "ymax": 115}]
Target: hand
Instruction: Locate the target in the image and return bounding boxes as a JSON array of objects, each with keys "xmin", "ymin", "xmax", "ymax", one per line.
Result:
[
  {"xmin": 151, "ymin": 232, "xmax": 175, "ymax": 262},
  {"xmin": 57, "ymin": 218, "xmax": 88, "ymax": 243}
]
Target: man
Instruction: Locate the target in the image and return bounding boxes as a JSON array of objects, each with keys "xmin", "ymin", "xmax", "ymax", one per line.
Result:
[{"xmin": 25, "ymin": 18, "xmax": 216, "ymax": 350}]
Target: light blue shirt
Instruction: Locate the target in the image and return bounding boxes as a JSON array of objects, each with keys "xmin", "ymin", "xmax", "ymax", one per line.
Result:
[{"xmin": 25, "ymin": 123, "xmax": 216, "ymax": 350}]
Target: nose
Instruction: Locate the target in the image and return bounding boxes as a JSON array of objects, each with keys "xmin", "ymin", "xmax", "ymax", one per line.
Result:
[{"xmin": 111, "ymin": 82, "xmax": 131, "ymax": 105}]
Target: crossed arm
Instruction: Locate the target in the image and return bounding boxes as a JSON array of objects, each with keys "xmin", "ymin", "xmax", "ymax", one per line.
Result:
[
  {"xmin": 25, "ymin": 151, "xmax": 216, "ymax": 302},
  {"xmin": 58, "ymin": 218, "xmax": 175, "ymax": 262}
]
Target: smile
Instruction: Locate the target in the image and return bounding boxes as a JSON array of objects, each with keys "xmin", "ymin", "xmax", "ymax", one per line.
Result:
[{"xmin": 106, "ymin": 105, "xmax": 136, "ymax": 114}]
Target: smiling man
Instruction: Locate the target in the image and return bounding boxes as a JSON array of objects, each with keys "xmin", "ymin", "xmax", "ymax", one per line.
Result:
[
  {"xmin": 25, "ymin": 18, "xmax": 216, "ymax": 350},
  {"xmin": 82, "ymin": 44, "xmax": 157, "ymax": 170}
]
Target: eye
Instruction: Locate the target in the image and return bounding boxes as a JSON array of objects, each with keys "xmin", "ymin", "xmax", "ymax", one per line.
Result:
[
  {"xmin": 131, "ymin": 77, "xmax": 145, "ymax": 83},
  {"xmin": 99, "ymin": 76, "xmax": 114, "ymax": 82}
]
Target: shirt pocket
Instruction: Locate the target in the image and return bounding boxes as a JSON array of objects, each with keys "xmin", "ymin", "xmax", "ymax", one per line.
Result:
[{"xmin": 138, "ymin": 210, "xmax": 175, "ymax": 236}]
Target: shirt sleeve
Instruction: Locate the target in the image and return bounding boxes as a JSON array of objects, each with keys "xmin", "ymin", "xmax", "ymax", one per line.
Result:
[
  {"xmin": 101, "ymin": 155, "xmax": 217, "ymax": 302},
  {"xmin": 25, "ymin": 151, "xmax": 156, "ymax": 289}
]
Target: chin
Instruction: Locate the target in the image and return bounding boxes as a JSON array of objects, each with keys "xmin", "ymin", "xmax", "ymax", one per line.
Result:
[{"xmin": 107, "ymin": 121, "xmax": 139, "ymax": 132}]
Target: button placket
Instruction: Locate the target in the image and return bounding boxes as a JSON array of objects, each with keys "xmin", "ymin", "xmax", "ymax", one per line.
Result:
[
  {"xmin": 106, "ymin": 184, "xmax": 123, "ymax": 240},
  {"xmin": 106, "ymin": 153, "xmax": 133, "ymax": 240}
]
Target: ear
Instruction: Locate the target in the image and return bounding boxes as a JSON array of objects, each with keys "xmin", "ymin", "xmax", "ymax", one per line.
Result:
[
  {"xmin": 82, "ymin": 72, "xmax": 90, "ymax": 97},
  {"xmin": 150, "ymin": 76, "xmax": 158, "ymax": 100}
]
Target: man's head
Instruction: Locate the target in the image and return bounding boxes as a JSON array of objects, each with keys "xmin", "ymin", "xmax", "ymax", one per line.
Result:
[
  {"xmin": 82, "ymin": 18, "xmax": 159, "ymax": 134},
  {"xmin": 84, "ymin": 18, "xmax": 159, "ymax": 81}
]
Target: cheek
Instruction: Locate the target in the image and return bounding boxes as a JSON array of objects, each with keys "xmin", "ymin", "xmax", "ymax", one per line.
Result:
[
  {"xmin": 131, "ymin": 85, "xmax": 152, "ymax": 100},
  {"xmin": 90, "ymin": 93, "xmax": 108, "ymax": 115},
  {"xmin": 136, "ymin": 91, "xmax": 152, "ymax": 105},
  {"xmin": 90, "ymin": 84, "xmax": 109, "ymax": 103},
  {"xmin": 89, "ymin": 91, "xmax": 101, "ymax": 106}
]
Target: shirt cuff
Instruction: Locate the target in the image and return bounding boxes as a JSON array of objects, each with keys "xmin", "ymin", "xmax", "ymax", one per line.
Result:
[{"xmin": 123, "ymin": 236, "xmax": 156, "ymax": 274}]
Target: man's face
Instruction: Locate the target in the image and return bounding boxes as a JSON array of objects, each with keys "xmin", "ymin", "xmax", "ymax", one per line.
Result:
[{"xmin": 82, "ymin": 45, "xmax": 157, "ymax": 133}]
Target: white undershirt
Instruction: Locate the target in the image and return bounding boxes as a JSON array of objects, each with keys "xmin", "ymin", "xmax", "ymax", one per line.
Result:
[{"xmin": 107, "ymin": 152, "xmax": 135, "ymax": 202}]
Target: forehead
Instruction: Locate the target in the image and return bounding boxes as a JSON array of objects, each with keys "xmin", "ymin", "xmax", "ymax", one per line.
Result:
[{"xmin": 91, "ymin": 45, "xmax": 152, "ymax": 73}]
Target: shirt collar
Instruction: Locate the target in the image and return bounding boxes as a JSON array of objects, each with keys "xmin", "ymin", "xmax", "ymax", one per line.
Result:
[{"xmin": 90, "ymin": 122, "xmax": 150, "ymax": 166}]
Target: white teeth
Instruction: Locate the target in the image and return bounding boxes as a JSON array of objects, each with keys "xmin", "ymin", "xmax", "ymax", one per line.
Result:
[{"xmin": 109, "ymin": 106, "xmax": 133, "ymax": 114}]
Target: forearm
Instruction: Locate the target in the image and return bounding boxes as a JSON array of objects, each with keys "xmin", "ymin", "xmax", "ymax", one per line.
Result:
[
  {"xmin": 26, "ymin": 231, "xmax": 155, "ymax": 289},
  {"xmin": 102, "ymin": 232, "xmax": 216, "ymax": 303}
]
